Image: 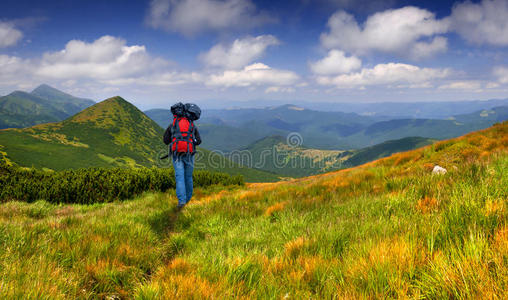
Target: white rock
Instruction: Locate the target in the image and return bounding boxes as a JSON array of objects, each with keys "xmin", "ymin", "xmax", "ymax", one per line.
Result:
[{"xmin": 432, "ymin": 165, "xmax": 447, "ymax": 175}]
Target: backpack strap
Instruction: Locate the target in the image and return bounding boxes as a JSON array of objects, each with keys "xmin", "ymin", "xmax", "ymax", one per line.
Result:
[
  {"xmin": 187, "ymin": 121, "xmax": 194, "ymax": 154},
  {"xmin": 169, "ymin": 117, "xmax": 177, "ymax": 155}
]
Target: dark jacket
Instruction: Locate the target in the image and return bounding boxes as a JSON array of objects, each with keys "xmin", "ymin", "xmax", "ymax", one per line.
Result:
[{"xmin": 163, "ymin": 120, "xmax": 202, "ymax": 147}]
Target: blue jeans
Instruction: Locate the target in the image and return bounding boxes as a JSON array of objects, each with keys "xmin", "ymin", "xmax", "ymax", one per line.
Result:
[{"xmin": 172, "ymin": 154, "xmax": 194, "ymax": 206}]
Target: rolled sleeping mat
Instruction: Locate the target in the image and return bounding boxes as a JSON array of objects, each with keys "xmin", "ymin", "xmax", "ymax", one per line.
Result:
[
  {"xmin": 171, "ymin": 102, "xmax": 185, "ymax": 117},
  {"xmin": 184, "ymin": 103, "xmax": 201, "ymax": 121}
]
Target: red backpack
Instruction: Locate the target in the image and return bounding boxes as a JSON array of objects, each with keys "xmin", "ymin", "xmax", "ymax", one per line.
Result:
[{"xmin": 170, "ymin": 115, "xmax": 195, "ymax": 154}]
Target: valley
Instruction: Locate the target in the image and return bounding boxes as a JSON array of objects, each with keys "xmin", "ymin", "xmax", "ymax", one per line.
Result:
[{"xmin": 2, "ymin": 85, "xmax": 507, "ymax": 182}]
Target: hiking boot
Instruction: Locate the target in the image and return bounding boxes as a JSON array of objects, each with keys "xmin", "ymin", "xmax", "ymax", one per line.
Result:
[{"xmin": 176, "ymin": 204, "xmax": 185, "ymax": 211}]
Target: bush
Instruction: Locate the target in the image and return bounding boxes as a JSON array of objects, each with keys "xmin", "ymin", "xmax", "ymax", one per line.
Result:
[{"xmin": 0, "ymin": 164, "xmax": 243, "ymax": 204}]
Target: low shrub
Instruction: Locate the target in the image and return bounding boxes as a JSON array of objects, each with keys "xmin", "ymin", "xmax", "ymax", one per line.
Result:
[{"xmin": 0, "ymin": 163, "xmax": 243, "ymax": 204}]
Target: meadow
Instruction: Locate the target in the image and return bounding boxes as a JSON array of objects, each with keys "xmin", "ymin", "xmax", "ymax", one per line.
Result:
[{"xmin": 0, "ymin": 122, "xmax": 506, "ymax": 298}]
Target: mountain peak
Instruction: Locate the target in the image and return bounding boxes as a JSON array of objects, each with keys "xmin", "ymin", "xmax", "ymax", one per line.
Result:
[
  {"xmin": 32, "ymin": 83, "xmax": 57, "ymax": 92},
  {"xmin": 31, "ymin": 84, "xmax": 94, "ymax": 106},
  {"xmin": 102, "ymin": 96, "xmax": 128, "ymax": 105},
  {"xmin": 67, "ymin": 96, "xmax": 160, "ymax": 133},
  {"xmin": 68, "ymin": 96, "xmax": 130, "ymax": 122},
  {"xmin": 31, "ymin": 84, "xmax": 71, "ymax": 98}
]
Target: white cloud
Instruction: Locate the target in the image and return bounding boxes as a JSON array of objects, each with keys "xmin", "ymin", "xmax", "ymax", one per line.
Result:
[
  {"xmin": 0, "ymin": 21, "xmax": 23, "ymax": 48},
  {"xmin": 131, "ymin": 71, "xmax": 204, "ymax": 87},
  {"xmin": 0, "ymin": 55, "xmax": 32, "ymax": 87},
  {"xmin": 315, "ymin": 62, "xmax": 450, "ymax": 88},
  {"xmin": 438, "ymin": 80, "xmax": 482, "ymax": 90},
  {"xmin": 486, "ymin": 82, "xmax": 500, "ymax": 89},
  {"xmin": 309, "ymin": 50, "xmax": 361, "ymax": 75},
  {"xmin": 411, "ymin": 36, "xmax": 448, "ymax": 60},
  {"xmin": 207, "ymin": 62, "xmax": 299, "ymax": 87},
  {"xmin": 36, "ymin": 36, "xmax": 169, "ymax": 80},
  {"xmin": 146, "ymin": 0, "xmax": 275, "ymax": 37},
  {"xmin": 200, "ymin": 35, "xmax": 279, "ymax": 69},
  {"xmin": 320, "ymin": 7, "xmax": 449, "ymax": 57},
  {"xmin": 265, "ymin": 86, "xmax": 295, "ymax": 93},
  {"xmin": 0, "ymin": 35, "xmax": 300, "ymax": 95},
  {"xmin": 494, "ymin": 66, "xmax": 508, "ymax": 83},
  {"xmin": 450, "ymin": 0, "xmax": 508, "ymax": 46}
]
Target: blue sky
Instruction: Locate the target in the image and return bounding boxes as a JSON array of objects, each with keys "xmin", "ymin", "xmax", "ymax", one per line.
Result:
[{"xmin": 1, "ymin": 0, "xmax": 508, "ymax": 109}]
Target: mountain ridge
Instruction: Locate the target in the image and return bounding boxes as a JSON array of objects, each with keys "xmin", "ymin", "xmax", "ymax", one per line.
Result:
[
  {"xmin": 0, "ymin": 84, "xmax": 95, "ymax": 129},
  {"xmin": 0, "ymin": 96, "xmax": 280, "ymax": 182}
]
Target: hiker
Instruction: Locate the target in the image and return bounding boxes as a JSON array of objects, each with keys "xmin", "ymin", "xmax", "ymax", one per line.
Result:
[{"xmin": 163, "ymin": 102, "xmax": 201, "ymax": 210}]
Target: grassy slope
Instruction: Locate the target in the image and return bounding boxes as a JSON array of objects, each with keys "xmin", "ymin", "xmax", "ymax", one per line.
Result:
[
  {"xmin": 240, "ymin": 135, "xmax": 436, "ymax": 178},
  {"xmin": 238, "ymin": 135, "xmax": 347, "ymax": 177},
  {"xmin": 343, "ymin": 136, "xmax": 437, "ymax": 168},
  {"xmin": 0, "ymin": 96, "xmax": 279, "ymax": 182},
  {"xmin": 0, "ymin": 122, "xmax": 507, "ymax": 298}
]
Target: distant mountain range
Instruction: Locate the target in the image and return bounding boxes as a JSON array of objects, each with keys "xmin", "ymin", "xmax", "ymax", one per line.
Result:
[
  {"xmin": 0, "ymin": 96, "xmax": 279, "ymax": 182},
  {"xmin": 0, "ymin": 84, "xmax": 95, "ymax": 129},
  {"xmin": 172, "ymin": 98, "xmax": 508, "ymax": 119},
  {"xmin": 146, "ymin": 104, "xmax": 508, "ymax": 151}
]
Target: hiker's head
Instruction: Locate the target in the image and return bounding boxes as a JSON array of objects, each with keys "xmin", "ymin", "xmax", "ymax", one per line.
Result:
[{"xmin": 171, "ymin": 102, "xmax": 185, "ymax": 117}]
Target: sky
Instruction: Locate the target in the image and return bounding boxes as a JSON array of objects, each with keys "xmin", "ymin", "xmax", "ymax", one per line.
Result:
[{"xmin": 1, "ymin": 0, "xmax": 508, "ymax": 110}]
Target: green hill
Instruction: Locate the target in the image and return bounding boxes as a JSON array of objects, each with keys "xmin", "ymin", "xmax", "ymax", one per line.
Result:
[
  {"xmin": 238, "ymin": 135, "xmax": 436, "ymax": 177},
  {"xmin": 342, "ymin": 136, "xmax": 436, "ymax": 167},
  {"xmin": 236, "ymin": 135, "xmax": 347, "ymax": 177},
  {"xmin": 0, "ymin": 84, "xmax": 95, "ymax": 129},
  {"xmin": 0, "ymin": 96, "xmax": 279, "ymax": 182}
]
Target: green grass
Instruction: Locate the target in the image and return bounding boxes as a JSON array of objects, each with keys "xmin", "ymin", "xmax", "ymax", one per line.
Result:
[{"xmin": 0, "ymin": 122, "xmax": 507, "ymax": 298}]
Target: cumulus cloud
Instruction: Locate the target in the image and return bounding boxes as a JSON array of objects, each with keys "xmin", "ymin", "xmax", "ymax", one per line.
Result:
[
  {"xmin": 450, "ymin": 0, "xmax": 508, "ymax": 46},
  {"xmin": 309, "ymin": 50, "xmax": 361, "ymax": 75},
  {"xmin": 320, "ymin": 7, "xmax": 449, "ymax": 57},
  {"xmin": 146, "ymin": 0, "xmax": 275, "ymax": 37},
  {"xmin": 200, "ymin": 35, "xmax": 279, "ymax": 69},
  {"xmin": 494, "ymin": 66, "xmax": 508, "ymax": 83},
  {"xmin": 315, "ymin": 62, "xmax": 450, "ymax": 88},
  {"xmin": 207, "ymin": 62, "xmax": 299, "ymax": 87},
  {"xmin": 0, "ymin": 35, "xmax": 300, "ymax": 94},
  {"xmin": 0, "ymin": 21, "xmax": 23, "ymax": 48},
  {"xmin": 438, "ymin": 80, "xmax": 482, "ymax": 90},
  {"xmin": 265, "ymin": 86, "xmax": 295, "ymax": 93},
  {"xmin": 0, "ymin": 55, "xmax": 32, "ymax": 86},
  {"xmin": 36, "ymin": 36, "xmax": 169, "ymax": 80},
  {"xmin": 410, "ymin": 36, "xmax": 448, "ymax": 60}
]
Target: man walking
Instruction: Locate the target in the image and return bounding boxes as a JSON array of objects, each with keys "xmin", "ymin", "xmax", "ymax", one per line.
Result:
[{"xmin": 163, "ymin": 102, "xmax": 201, "ymax": 210}]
